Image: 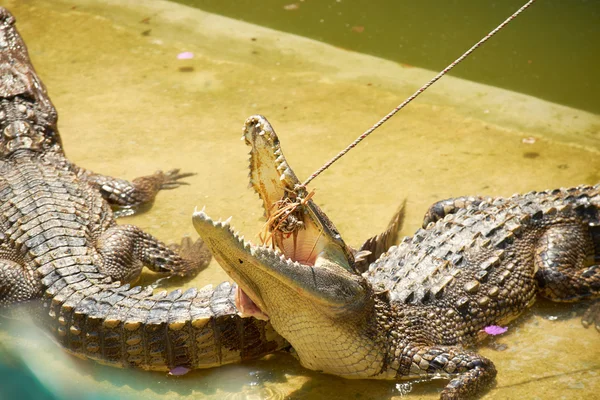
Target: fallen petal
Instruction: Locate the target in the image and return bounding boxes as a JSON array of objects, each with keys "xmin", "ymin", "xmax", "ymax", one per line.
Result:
[
  {"xmin": 177, "ymin": 52, "xmax": 194, "ymax": 60},
  {"xmin": 484, "ymin": 325, "xmax": 508, "ymax": 335},
  {"xmin": 169, "ymin": 366, "xmax": 191, "ymax": 376},
  {"xmin": 522, "ymin": 136, "xmax": 536, "ymax": 144}
]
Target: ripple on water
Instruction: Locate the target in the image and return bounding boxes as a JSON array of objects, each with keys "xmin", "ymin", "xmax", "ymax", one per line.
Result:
[{"xmin": 223, "ymin": 386, "xmax": 286, "ymax": 400}]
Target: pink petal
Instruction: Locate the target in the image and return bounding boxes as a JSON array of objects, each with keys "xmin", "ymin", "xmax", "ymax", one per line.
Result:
[
  {"xmin": 169, "ymin": 366, "xmax": 191, "ymax": 376},
  {"xmin": 522, "ymin": 136, "xmax": 536, "ymax": 144},
  {"xmin": 484, "ymin": 325, "xmax": 508, "ymax": 335},
  {"xmin": 177, "ymin": 52, "xmax": 194, "ymax": 60}
]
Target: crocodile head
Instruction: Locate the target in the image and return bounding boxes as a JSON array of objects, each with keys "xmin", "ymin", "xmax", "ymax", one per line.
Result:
[
  {"xmin": 0, "ymin": 8, "xmax": 62, "ymax": 157},
  {"xmin": 193, "ymin": 116, "xmax": 387, "ymax": 377}
]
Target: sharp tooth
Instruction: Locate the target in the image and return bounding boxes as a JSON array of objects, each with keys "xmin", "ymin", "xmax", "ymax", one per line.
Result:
[
  {"xmin": 199, "ymin": 206, "xmax": 207, "ymax": 216},
  {"xmin": 274, "ymin": 149, "xmax": 281, "ymax": 156},
  {"xmin": 224, "ymin": 216, "xmax": 232, "ymax": 226},
  {"xmin": 276, "ymin": 155, "xmax": 285, "ymax": 164}
]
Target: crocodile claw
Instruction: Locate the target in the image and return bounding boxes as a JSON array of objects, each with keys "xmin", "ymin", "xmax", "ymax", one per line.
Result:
[
  {"xmin": 168, "ymin": 236, "xmax": 212, "ymax": 277},
  {"xmin": 160, "ymin": 169, "xmax": 196, "ymax": 189},
  {"xmin": 582, "ymin": 300, "xmax": 600, "ymax": 333}
]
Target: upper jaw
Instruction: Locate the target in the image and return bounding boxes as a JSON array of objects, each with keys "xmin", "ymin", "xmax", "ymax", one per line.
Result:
[
  {"xmin": 243, "ymin": 115, "xmax": 357, "ymax": 271},
  {"xmin": 243, "ymin": 114, "xmax": 300, "ymax": 217}
]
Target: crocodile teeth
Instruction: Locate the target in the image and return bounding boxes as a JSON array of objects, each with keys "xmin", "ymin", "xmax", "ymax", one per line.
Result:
[{"xmin": 194, "ymin": 205, "xmax": 206, "ymax": 214}]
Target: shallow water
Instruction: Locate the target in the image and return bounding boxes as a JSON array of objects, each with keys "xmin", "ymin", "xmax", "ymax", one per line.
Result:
[
  {"xmin": 173, "ymin": 0, "xmax": 600, "ymax": 115},
  {"xmin": 1, "ymin": 0, "xmax": 599, "ymax": 399}
]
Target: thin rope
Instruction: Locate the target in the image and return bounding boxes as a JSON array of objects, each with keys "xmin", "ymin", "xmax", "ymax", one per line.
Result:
[{"xmin": 301, "ymin": 0, "xmax": 536, "ymax": 188}]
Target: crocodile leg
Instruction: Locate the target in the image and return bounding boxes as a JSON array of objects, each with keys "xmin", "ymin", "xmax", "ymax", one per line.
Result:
[
  {"xmin": 75, "ymin": 166, "xmax": 194, "ymax": 211},
  {"xmin": 438, "ymin": 350, "xmax": 496, "ymax": 400},
  {"xmin": 96, "ymin": 225, "xmax": 211, "ymax": 282},
  {"xmin": 534, "ymin": 223, "xmax": 600, "ymax": 331},
  {"xmin": 395, "ymin": 345, "xmax": 496, "ymax": 400},
  {"xmin": 0, "ymin": 259, "xmax": 42, "ymax": 305},
  {"xmin": 582, "ymin": 302, "xmax": 600, "ymax": 331},
  {"xmin": 534, "ymin": 224, "xmax": 599, "ymax": 301}
]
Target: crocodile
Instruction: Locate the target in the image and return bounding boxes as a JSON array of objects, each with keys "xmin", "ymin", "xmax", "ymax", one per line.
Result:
[
  {"xmin": 193, "ymin": 115, "xmax": 600, "ymax": 399},
  {"xmin": 0, "ymin": 7, "xmax": 293, "ymax": 371},
  {"xmin": 0, "ymin": 8, "xmax": 408, "ymax": 373}
]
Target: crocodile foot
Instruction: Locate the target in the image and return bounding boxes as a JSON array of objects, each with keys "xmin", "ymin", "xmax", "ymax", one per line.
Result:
[
  {"xmin": 582, "ymin": 300, "xmax": 600, "ymax": 332},
  {"xmin": 158, "ymin": 169, "xmax": 196, "ymax": 189},
  {"xmin": 169, "ymin": 236, "xmax": 212, "ymax": 276}
]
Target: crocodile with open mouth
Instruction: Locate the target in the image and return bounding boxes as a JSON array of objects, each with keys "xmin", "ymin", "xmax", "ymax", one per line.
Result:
[
  {"xmin": 0, "ymin": 7, "xmax": 404, "ymax": 371},
  {"xmin": 193, "ymin": 115, "xmax": 600, "ymax": 399}
]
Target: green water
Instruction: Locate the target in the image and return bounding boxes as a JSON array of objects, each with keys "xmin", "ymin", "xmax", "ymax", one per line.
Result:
[
  {"xmin": 174, "ymin": 0, "xmax": 600, "ymax": 115},
  {"xmin": 0, "ymin": 0, "xmax": 599, "ymax": 399}
]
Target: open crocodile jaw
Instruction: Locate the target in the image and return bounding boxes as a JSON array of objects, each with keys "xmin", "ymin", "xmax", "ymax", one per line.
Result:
[
  {"xmin": 232, "ymin": 115, "xmax": 333, "ymax": 320},
  {"xmin": 195, "ymin": 115, "xmax": 359, "ymax": 326}
]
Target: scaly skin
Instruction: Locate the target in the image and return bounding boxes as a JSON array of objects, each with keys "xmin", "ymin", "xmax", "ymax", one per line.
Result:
[
  {"xmin": 0, "ymin": 7, "xmax": 288, "ymax": 370},
  {"xmin": 193, "ymin": 115, "xmax": 600, "ymax": 399}
]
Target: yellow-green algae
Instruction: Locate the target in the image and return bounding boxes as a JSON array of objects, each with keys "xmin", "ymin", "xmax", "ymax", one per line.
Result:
[{"xmin": 0, "ymin": 0, "xmax": 598, "ymax": 399}]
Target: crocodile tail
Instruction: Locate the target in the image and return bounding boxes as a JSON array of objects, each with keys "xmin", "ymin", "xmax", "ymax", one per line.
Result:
[{"xmin": 43, "ymin": 278, "xmax": 288, "ymax": 370}]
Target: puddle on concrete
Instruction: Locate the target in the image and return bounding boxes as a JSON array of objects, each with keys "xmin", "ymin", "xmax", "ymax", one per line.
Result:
[{"xmin": 1, "ymin": 0, "xmax": 599, "ymax": 399}]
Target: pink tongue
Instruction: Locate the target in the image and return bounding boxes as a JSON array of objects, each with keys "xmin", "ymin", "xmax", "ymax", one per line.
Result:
[{"xmin": 235, "ymin": 286, "xmax": 269, "ymax": 321}]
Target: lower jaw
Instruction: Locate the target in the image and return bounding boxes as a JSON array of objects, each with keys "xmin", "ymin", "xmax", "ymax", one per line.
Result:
[{"xmin": 235, "ymin": 286, "xmax": 269, "ymax": 321}]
